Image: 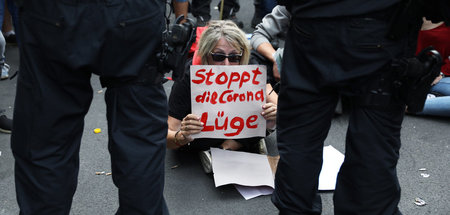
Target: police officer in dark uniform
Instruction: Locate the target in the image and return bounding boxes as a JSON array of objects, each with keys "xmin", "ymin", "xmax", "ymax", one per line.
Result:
[
  {"xmin": 272, "ymin": 1, "xmax": 415, "ymax": 214},
  {"xmin": 11, "ymin": 0, "xmax": 168, "ymax": 214}
]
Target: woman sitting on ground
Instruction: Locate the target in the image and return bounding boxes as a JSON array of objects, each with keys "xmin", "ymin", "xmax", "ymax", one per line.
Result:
[
  {"xmin": 408, "ymin": 18, "xmax": 450, "ymax": 117},
  {"xmin": 166, "ymin": 20, "xmax": 278, "ymax": 173}
]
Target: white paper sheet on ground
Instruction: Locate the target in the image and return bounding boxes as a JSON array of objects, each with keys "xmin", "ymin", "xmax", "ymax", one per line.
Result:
[
  {"xmin": 319, "ymin": 145, "xmax": 345, "ymax": 190},
  {"xmin": 234, "ymin": 184, "xmax": 274, "ymax": 200},
  {"xmin": 211, "ymin": 148, "xmax": 274, "ymax": 189}
]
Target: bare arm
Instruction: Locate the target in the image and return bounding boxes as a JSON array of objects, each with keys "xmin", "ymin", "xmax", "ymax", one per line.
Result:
[
  {"xmin": 257, "ymin": 43, "xmax": 280, "ymax": 81},
  {"xmin": 251, "ymin": 6, "xmax": 290, "ymax": 81},
  {"xmin": 172, "ymin": 0, "xmax": 188, "ymax": 23}
]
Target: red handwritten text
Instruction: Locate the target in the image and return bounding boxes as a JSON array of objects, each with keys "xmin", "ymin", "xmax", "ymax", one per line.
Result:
[
  {"xmin": 195, "ymin": 89, "xmax": 264, "ymax": 104},
  {"xmin": 200, "ymin": 111, "xmax": 259, "ymax": 136},
  {"xmin": 192, "ymin": 67, "xmax": 263, "ymax": 89}
]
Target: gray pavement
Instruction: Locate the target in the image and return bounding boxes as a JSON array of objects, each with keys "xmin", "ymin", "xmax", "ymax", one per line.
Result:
[{"xmin": 1, "ymin": 1, "xmax": 450, "ymax": 214}]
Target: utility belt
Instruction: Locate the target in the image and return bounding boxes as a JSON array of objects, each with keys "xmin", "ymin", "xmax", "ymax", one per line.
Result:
[{"xmin": 100, "ymin": 61, "xmax": 164, "ymax": 88}]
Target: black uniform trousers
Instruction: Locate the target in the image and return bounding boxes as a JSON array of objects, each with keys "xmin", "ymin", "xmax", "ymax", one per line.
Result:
[
  {"xmin": 272, "ymin": 9, "xmax": 410, "ymax": 215},
  {"xmin": 11, "ymin": 1, "xmax": 168, "ymax": 214}
]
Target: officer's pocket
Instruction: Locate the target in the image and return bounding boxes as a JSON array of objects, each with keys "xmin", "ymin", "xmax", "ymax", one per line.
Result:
[
  {"xmin": 118, "ymin": 13, "xmax": 162, "ymax": 41},
  {"xmin": 22, "ymin": 12, "xmax": 67, "ymax": 60},
  {"xmin": 347, "ymin": 17, "xmax": 402, "ymax": 59},
  {"xmin": 101, "ymin": 10, "xmax": 164, "ymax": 78},
  {"xmin": 348, "ymin": 18, "xmax": 394, "ymax": 49}
]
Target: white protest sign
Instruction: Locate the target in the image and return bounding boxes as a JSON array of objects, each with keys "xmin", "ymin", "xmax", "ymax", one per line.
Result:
[{"xmin": 190, "ymin": 65, "xmax": 267, "ymax": 139}]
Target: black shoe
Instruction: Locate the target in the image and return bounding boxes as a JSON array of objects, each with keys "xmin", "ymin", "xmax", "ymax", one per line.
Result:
[
  {"xmin": 0, "ymin": 115, "xmax": 12, "ymax": 134},
  {"xmin": 195, "ymin": 15, "xmax": 208, "ymax": 27},
  {"xmin": 227, "ymin": 16, "xmax": 244, "ymax": 29},
  {"xmin": 217, "ymin": 4, "xmax": 243, "ymax": 29},
  {"xmin": 4, "ymin": 34, "xmax": 17, "ymax": 45}
]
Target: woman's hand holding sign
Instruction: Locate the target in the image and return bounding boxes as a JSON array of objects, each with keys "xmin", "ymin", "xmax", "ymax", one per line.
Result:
[
  {"xmin": 167, "ymin": 114, "xmax": 204, "ymax": 149},
  {"xmin": 261, "ymin": 103, "xmax": 277, "ymax": 121},
  {"xmin": 181, "ymin": 114, "xmax": 204, "ymax": 140},
  {"xmin": 262, "ymin": 102, "xmax": 277, "ymax": 131}
]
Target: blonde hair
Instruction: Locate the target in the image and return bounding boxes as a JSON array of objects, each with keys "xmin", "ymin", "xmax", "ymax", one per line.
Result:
[{"xmin": 197, "ymin": 20, "xmax": 250, "ymax": 65}]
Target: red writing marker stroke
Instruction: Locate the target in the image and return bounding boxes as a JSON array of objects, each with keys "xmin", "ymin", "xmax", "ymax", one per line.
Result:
[
  {"xmin": 195, "ymin": 89, "xmax": 264, "ymax": 104},
  {"xmin": 200, "ymin": 111, "xmax": 259, "ymax": 136},
  {"xmin": 191, "ymin": 67, "xmax": 262, "ymax": 89}
]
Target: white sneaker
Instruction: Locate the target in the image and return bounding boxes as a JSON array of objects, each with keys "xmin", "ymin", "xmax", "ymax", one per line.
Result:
[
  {"xmin": 1, "ymin": 63, "xmax": 10, "ymax": 80},
  {"xmin": 258, "ymin": 138, "xmax": 268, "ymax": 155},
  {"xmin": 199, "ymin": 150, "xmax": 212, "ymax": 174}
]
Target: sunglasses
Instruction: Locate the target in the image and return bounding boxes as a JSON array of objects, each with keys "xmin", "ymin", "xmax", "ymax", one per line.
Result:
[{"xmin": 210, "ymin": 52, "xmax": 242, "ymax": 63}]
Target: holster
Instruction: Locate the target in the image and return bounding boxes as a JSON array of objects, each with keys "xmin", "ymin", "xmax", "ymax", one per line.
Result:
[{"xmin": 394, "ymin": 46, "xmax": 443, "ymax": 113}]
